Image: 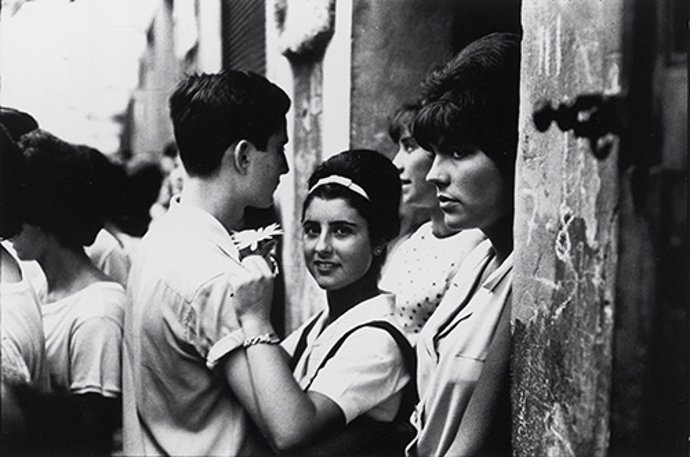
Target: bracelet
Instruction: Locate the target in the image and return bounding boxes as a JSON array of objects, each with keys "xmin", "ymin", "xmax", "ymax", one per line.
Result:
[{"xmin": 243, "ymin": 332, "xmax": 281, "ymax": 348}]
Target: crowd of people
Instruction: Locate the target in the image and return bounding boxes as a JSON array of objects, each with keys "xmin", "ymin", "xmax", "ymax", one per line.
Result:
[{"xmin": 1, "ymin": 31, "xmax": 520, "ymax": 456}]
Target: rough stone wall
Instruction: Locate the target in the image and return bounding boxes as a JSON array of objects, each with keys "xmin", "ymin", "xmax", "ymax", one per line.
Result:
[
  {"xmin": 512, "ymin": 2, "xmax": 624, "ymax": 455},
  {"xmin": 350, "ymin": 0, "xmax": 454, "ymax": 158}
]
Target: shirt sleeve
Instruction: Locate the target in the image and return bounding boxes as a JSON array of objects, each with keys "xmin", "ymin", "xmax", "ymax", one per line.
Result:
[
  {"xmin": 183, "ymin": 273, "xmax": 245, "ymax": 368},
  {"xmin": 70, "ymin": 315, "xmax": 123, "ymax": 397},
  {"xmin": 100, "ymin": 248, "xmax": 132, "ymax": 287},
  {"xmin": 308, "ymin": 327, "xmax": 410, "ymax": 424}
]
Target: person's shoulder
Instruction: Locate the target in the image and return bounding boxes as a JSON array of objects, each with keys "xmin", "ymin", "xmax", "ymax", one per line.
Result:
[
  {"xmin": 136, "ymin": 221, "xmax": 238, "ymax": 285},
  {"xmin": 70, "ymin": 282, "xmax": 126, "ymax": 323}
]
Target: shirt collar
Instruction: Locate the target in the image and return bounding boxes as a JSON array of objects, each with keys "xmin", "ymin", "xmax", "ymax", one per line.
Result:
[
  {"xmin": 482, "ymin": 251, "xmax": 513, "ymax": 292},
  {"xmin": 319, "ymin": 292, "xmax": 396, "ymax": 334},
  {"xmin": 167, "ymin": 196, "xmax": 240, "ymax": 260}
]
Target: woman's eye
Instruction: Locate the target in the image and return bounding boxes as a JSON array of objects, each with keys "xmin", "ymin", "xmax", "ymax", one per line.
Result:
[
  {"xmin": 401, "ymin": 139, "xmax": 418, "ymax": 153},
  {"xmin": 451, "ymin": 146, "xmax": 476, "ymax": 160},
  {"xmin": 333, "ymin": 227, "xmax": 352, "ymax": 237},
  {"xmin": 302, "ymin": 225, "xmax": 319, "ymax": 237}
]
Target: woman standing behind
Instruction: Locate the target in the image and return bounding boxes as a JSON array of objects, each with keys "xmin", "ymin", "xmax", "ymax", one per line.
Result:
[
  {"xmin": 406, "ymin": 32, "xmax": 521, "ymax": 457},
  {"xmin": 11, "ymin": 130, "xmax": 125, "ymax": 455},
  {"xmin": 381, "ymin": 102, "xmax": 485, "ymax": 344},
  {"xmin": 224, "ymin": 149, "xmax": 414, "ymax": 455}
]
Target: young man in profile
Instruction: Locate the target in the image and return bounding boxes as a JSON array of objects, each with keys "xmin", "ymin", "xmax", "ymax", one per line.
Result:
[{"xmin": 123, "ymin": 70, "xmax": 290, "ymax": 456}]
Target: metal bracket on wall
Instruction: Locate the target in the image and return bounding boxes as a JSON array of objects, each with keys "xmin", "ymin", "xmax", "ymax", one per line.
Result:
[{"xmin": 532, "ymin": 94, "xmax": 627, "ymax": 161}]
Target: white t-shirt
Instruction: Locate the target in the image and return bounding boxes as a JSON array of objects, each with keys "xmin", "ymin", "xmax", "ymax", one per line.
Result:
[
  {"xmin": 1, "ymin": 278, "xmax": 51, "ymax": 391},
  {"xmin": 41, "ymin": 281, "xmax": 125, "ymax": 397},
  {"xmin": 380, "ymin": 223, "xmax": 485, "ymax": 343}
]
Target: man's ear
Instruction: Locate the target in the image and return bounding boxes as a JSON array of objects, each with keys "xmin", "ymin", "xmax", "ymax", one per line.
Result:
[{"xmin": 232, "ymin": 140, "xmax": 252, "ymax": 174}]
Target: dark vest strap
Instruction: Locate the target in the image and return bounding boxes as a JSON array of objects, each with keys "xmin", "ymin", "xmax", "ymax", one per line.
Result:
[
  {"xmin": 289, "ymin": 311, "xmax": 323, "ymax": 372},
  {"xmin": 302, "ymin": 320, "xmax": 418, "ymax": 420}
]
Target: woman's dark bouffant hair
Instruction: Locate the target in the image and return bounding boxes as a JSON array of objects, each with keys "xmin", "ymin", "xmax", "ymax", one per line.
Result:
[
  {"xmin": 413, "ymin": 32, "xmax": 521, "ymax": 185},
  {"xmin": 18, "ymin": 130, "xmax": 108, "ymax": 249},
  {"xmin": 302, "ymin": 149, "xmax": 401, "ymax": 276},
  {"xmin": 0, "ymin": 125, "xmax": 26, "ymax": 239}
]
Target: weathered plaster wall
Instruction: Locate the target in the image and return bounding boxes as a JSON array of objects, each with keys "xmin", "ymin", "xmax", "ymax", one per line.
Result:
[
  {"xmin": 512, "ymin": 2, "xmax": 624, "ymax": 455},
  {"xmin": 350, "ymin": 0, "xmax": 454, "ymax": 157},
  {"xmin": 268, "ymin": 0, "xmax": 336, "ymax": 332},
  {"xmin": 130, "ymin": 0, "xmax": 178, "ymax": 157}
]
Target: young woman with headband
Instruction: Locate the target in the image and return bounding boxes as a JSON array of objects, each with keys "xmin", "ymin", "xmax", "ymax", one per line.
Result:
[{"xmin": 223, "ymin": 149, "xmax": 415, "ymax": 455}]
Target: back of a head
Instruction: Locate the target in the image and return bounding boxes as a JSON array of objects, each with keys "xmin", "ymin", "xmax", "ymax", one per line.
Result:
[
  {"xmin": 305, "ymin": 149, "xmax": 402, "ymax": 246},
  {"xmin": 124, "ymin": 157, "xmax": 165, "ymax": 237},
  {"xmin": 169, "ymin": 70, "xmax": 291, "ymax": 176},
  {"xmin": 0, "ymin": 107, "xmax": 38, "ymax": 142},
  {"xmin": 0, "ymin": 125, "xmax": 26, "ymax": 239},
  {"xmin": 413, "ymin": 32, "xmax": 522, "ymax": 184},
  {"xmin": 18, "ymin": 130, "xmax": 106, "ymax": 248},
  {"xmin": 77, "ymin": 144, "xmax": 130, "ymax": 228}
]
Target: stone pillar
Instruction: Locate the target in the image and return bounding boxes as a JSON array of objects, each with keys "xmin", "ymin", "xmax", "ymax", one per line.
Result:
[
  {"xmin": 270, "ymin": 0, "xmax": 336, "ymax": 331},
  {"xmin": 512, "ymin": 1, "xmax": 625, "ymax": 455}
]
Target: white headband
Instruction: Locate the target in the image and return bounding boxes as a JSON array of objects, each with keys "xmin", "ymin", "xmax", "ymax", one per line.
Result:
[{"xmin": 307, "ymin": 175, "xmax": 370, "ymax": 201}]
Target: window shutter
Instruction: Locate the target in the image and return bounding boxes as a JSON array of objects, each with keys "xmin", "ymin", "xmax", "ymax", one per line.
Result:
[{"xmin": 221, "ymin": 0, "xmax": 266, "ymax": 74}]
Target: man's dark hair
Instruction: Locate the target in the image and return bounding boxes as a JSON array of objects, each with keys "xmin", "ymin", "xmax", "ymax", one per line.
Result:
[
  {"xmin": 413, "ymin": 32, "xmax": 521, "ymax": 185},
  {"xmin": 169, "ymin": 70, "xmax": 291, "ymax": 176}
]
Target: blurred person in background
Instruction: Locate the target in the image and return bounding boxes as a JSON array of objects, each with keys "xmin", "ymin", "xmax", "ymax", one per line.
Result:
[
  {"xmin": 380, "ymin": 102, "xmax": 485, "ymax": 345},
  {"xmin": 0, "ymin": 106, "xmax": 47, "ymax": 300},
  {"xmin": 82, "ymin": 145, "xmax": 135, "ymax": 287},
  {"xmin": 122, "ymin": 154, "xmax": 165, "ymax": 237},
  {"xmin": 11, "ymin": 129, "xmax": 126, "ymax": 455},
  {"xmin": 384, "ymin": 102, "xmax": 435, "ymax": 256},
  {"xmin": 0, "ymin": 114, "xmax": 50, "ymax": 393},
  {"xmin": 151, "ymin": 141, "xmax": 187, "ymax": 220},
  {"xmin": 0, "ymin": 124, "xmax": 52, "ymax": 454}
]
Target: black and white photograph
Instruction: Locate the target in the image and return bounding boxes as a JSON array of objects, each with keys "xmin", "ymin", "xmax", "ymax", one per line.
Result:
[{"xmin": 0, "ymin": 1, "xmax": 687, "ymax": 456}]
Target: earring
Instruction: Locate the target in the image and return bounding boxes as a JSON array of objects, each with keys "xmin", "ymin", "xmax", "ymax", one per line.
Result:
[{"xmin": 373, "ymin": 246, "xmax": 384, "ymax": 256}]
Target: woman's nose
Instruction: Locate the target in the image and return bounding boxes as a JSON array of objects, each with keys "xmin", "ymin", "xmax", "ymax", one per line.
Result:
[
  {"xmin": 392, "ymin": 147, "xmax": 405, "ymax": 172},
  {"xmin": 426, "ymin": 155, "xmax": 444, "ymax": 186},
  {"xmin": 315, "ymin": 233, "xmax": 332, "ymax": 254}
]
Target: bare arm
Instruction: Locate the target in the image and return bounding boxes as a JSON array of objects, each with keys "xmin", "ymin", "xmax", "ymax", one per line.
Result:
[{"xmin": 222, "ymin": 256, "xmax": 345, "ymax": 452}]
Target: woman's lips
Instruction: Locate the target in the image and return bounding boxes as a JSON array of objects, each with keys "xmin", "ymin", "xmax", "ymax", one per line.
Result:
[
  {"xmin": 437, "ymin": 194, "xmax": 459, "ymax": 210},
  {"xmin": 314, "ymin": 260, "xmax": 338, "ymax": 272}
]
